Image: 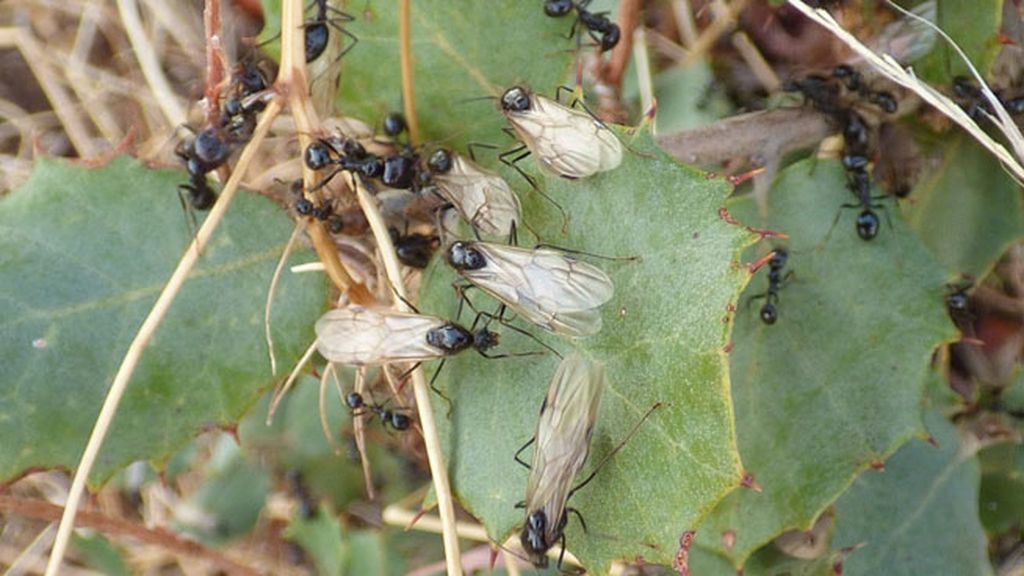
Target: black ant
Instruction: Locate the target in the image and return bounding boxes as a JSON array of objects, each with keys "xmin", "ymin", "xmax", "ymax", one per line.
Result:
[
  {"xmin": 837, "ymin": 110, "xmax": 888, "ymax": 240},
  {"xmin": 952, "ymin": 76, "xmax": 1024, "ymax": 121},
  {"xmin": 750, "ymin": 249, "xmax": 791, "ymax": 325},
  {"xmin": 544, "ymin": 0, "xmax": 620, "ymax": 53},
  {"xmin": 174, "ymin": 127, "xmax": 232, "ymax": 214},
  {"xmin": 786, "ymin": 65, "xmax": 896, "ymax": 115},
  {"xmin": 304, "ymin": 0, "xmax": 357, "ymax": 63},
  {"xmin": 389, "ymin": 226, "xmax": 440, "ymax": 269},
  {"xmin": 345, "ymin": 392, "xmax": 411, "ymax": 432}
]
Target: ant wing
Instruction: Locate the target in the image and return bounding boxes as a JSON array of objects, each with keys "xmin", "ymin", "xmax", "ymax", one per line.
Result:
[
  {"xmin": 314, "ymin": 306, "xmax": 449, "ymax": 365},
  {"xmin": 524, "ymin": 353, "xmax": 604, "ymax": 547},
  {"xmin": 505, "ymin": 94, "xmax": 622, "ymax": 179},
  {"xmin": 458, "ymin": 242, "xmax": 614, "ymax": 337},
  {"xmin": 434, "ymin": 155, "xmax": 522, "ymax": 237}
]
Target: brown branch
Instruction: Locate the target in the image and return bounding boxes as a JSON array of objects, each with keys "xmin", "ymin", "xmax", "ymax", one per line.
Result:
[
  {"xmin": 655, "ymin": 107, "xmax": 831, "ymax": 166},
  {"xmin": 203, "ymin": 0, "xmax": 227, "ymax": 127},
  {"xmin": 603, "ymin": 0, "xmax": 641, "ymax": 88},
  {"xmin": 1, "ymin": 495, "xmax": 259, "ymax": 575}
]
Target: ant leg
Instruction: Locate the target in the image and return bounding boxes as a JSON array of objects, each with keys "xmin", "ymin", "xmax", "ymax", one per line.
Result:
[
  {"xmin": 567, "ymin": 507, "xmax": 589, "ymax": 533},
  {"xmin": 745, "ymin": 291, "xmax": 768, "ymax": 311},
  {"xmin": 557, "ymin": 533, "xmax": 568, "ymax": 570},
  {"xmin": 513, "ymin": 437, "xmax": 535, "ymax": 469},
  {"xmin": 466, "ymin": 141, "xmax": 498, "ymax": 162},
  {"xmin": 334, "ymin": 24, "xmax": 359, "ymax": 58},
  {"xmin": 427, "ymin": 359, "xmax": 453, "ymax": 414}
]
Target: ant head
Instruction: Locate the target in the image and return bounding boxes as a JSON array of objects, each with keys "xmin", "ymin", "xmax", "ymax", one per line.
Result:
[
  {"xmin": 760, "ymin": 303, "xmax": 778, "ymax": 325},
  {"xmin": 871, "ymin": 91, "xmax": 898, "ymax": 114},
  {"xmin": 600, "ymin": 24, "xmax": 621, "ymax": 52},
  {"xmin": 305, "ymin": 142, "xmax": 333, "ymax": 170},
  {"xmin": 445, "ymin": 242, "xmax": 487, "ymax": 271},
  {"xmin": 520, "ymin": 510, "xmax": 550, "ymax": 567},
  {"xmin": 382, "ymin": 112, "xmax": 408, "ymax": 138},
  {"xmin": 952, "ymin": 76, "xmax": 976, "ymax": 99},
  {"xmin": 946, "ymin": 291, "xmax": 969, "ymax": 312},
  {"xmin": 544, "ymin": 0, "xmax": 573, "ymax": 17},
  {"xmin": 856, "ymin": 210, "xmax": 880, "ymax": 240},
  {"xmin": 295, "ymin": 197, "xmax": 315, "ymax": 216},
  {"xmin": 474, "ymin": 327, "xmax": 500, "ymax": 352},
  {"xmin": 501, "ymin": 86, "xmax": 532, "ymax": 113},
  {"xmin": 345, "ymin": 392, "xmax": 364, "ymax": 410},
  {"xmin": 428, "ymin": 148, "xmax": 453, "ymax": 174},
  {"xmin": 833, "ymin": 64, "xmax": 855, "ymax": 79},
  {"xmin": 390, "ymin": 412, "xmax": 411, "ymax": 431},
  {"xmin": 236, "ymin": 64, "xmax": 269, "ymax": 97}
]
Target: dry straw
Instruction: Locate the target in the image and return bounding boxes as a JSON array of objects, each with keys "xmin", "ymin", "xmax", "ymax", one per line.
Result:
[{"xmin": 786, "ymin": 0, "xmax": 1024, "ymax": 183}]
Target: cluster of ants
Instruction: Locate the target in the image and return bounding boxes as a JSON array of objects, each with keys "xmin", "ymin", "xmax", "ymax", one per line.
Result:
[
  {"xmin": 751, "ymin": 64, "xmax": 1024, "ymax": 327},
  {"xmin": 170, "ymin": 1, "xmax": 637, "ymax": 569}
]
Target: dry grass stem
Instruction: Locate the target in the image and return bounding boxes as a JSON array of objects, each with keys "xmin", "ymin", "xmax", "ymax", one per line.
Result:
[
  {"xmin": 44, "ymin": 97, "xmax": 284, "ymax": 576},
  {"xmin": 786, "ymin": 0, "xmax": 1024, "ymax": 183}
]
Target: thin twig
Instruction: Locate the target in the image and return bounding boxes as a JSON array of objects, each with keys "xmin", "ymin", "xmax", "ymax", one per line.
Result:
[
  {"xmin": 381, "ymin": 506, "xmax": 582, "ymax": 568},
  {"xmin": 399, "ymin": 0, "xmax": 421, "ymax": 145},
  {"xmin": 268, "ymin": 338, "xmax": 319, "ymax": 422},
  {"xmin": 351, "ymin": 172, "xmax": 463, "ymax": 575},
  {"xmin": 115, "ymin": 0, "xmax": 187, "ymax": 127},
  {"xmin": 352, "ymin": 367, "xmax": 377, "ymax": 500},
  {"xmin": 265, "ymin": 221, "xmax": 305, "ymax": 375},
  {"xmin": 3, "ymin": 495, "xmax": 261, "ymax": 575},
  {"xmin": 43, "ymin": 98, "xmax": 283, "ymax": 576},
  {"xmin": 655, "ymin": 107, "xmax": 831, "ymax": 165},
  {"xmin": 203, "ymin": 0, "xmax": 226, "ymax": 126}
]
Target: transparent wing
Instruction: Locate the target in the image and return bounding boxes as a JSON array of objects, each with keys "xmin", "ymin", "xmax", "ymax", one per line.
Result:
[
  {"xmin": 435, "ymin": 155, "xmax": 521, "ymax": 237},
  {"xmin": 314, "ymin": 306, "xmax": 447, "ymax": 365},
  {"xmin": 506, "ymin": 94, "xmax": 622, "ymax": 179},
  {"xmin": 458, "ymin": 242, "xmax": 614, "ymax": 337},
  {"xmin": 524, "ymin": 353, "xmax": 604, "ymax": 546}
]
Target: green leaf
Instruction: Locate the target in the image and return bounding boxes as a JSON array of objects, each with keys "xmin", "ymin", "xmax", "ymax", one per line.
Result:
[
  {"xmin": 649, "ymin": 64, "xmax": 733, "ymax": 134},
  {"xmin": 832, "ymin": 412, "xmax": 993, "ymax": 576},
  {"xmin": 239, "ymin": 375, "xmax": 417, "ymax": 507},
  {"xmin": 902, "ymin": 133, "xmax": 1024, "ymax": 278},
  {"xmin": 333, "ymin": 1, "xmax": 573, "ymax": 148},
  {"xmin": 420, "ymin": 130, "xmax": 752, "ymax": 573},
  {"xmin": 177, "ymin": 435, "xmax": 270, "ymax": 544},
  {"xmin": 72, "ymin": 533, "xmax": 131, "ymax": 576},
  {"xmin": 696, "ymin": 158, "xmax": 957, "ymax": 566},
  {"xmin": 690, "ymin": 540, "xmax": 841, "ymax": 576},
  {"xmin": 978, "ymin": 440, "xmax": 1024, "ymax": 534},
  {"xmin": 286, "ymin": 504, "xmax": 345, "ymax": 576},
  {"xmin": 916, "ymin": 0, "xmax": 1002, "ymax": 83},
  {"xmin": 0, "ymin": 156, "xmax": 326, "ymax": 486}
]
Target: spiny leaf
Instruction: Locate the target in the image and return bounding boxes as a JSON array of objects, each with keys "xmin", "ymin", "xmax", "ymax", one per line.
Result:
[
  {"xmin": 695, "ymin": 158, "xmax": 957, "ymax": 567},
  {"xmin": 832, "ymin": 412, "xmax": 993, "ymax": 576},
  {"xmin": 420, "ymin": 129, "xmax": 752, "ymax": 573},
  {"xmin": 0, "ymin": 156, "xmax": 325, "ymax": 486},
  {"xmin": 902, "ymin": 133, "xmax": 1024, "ymax": 279}
]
